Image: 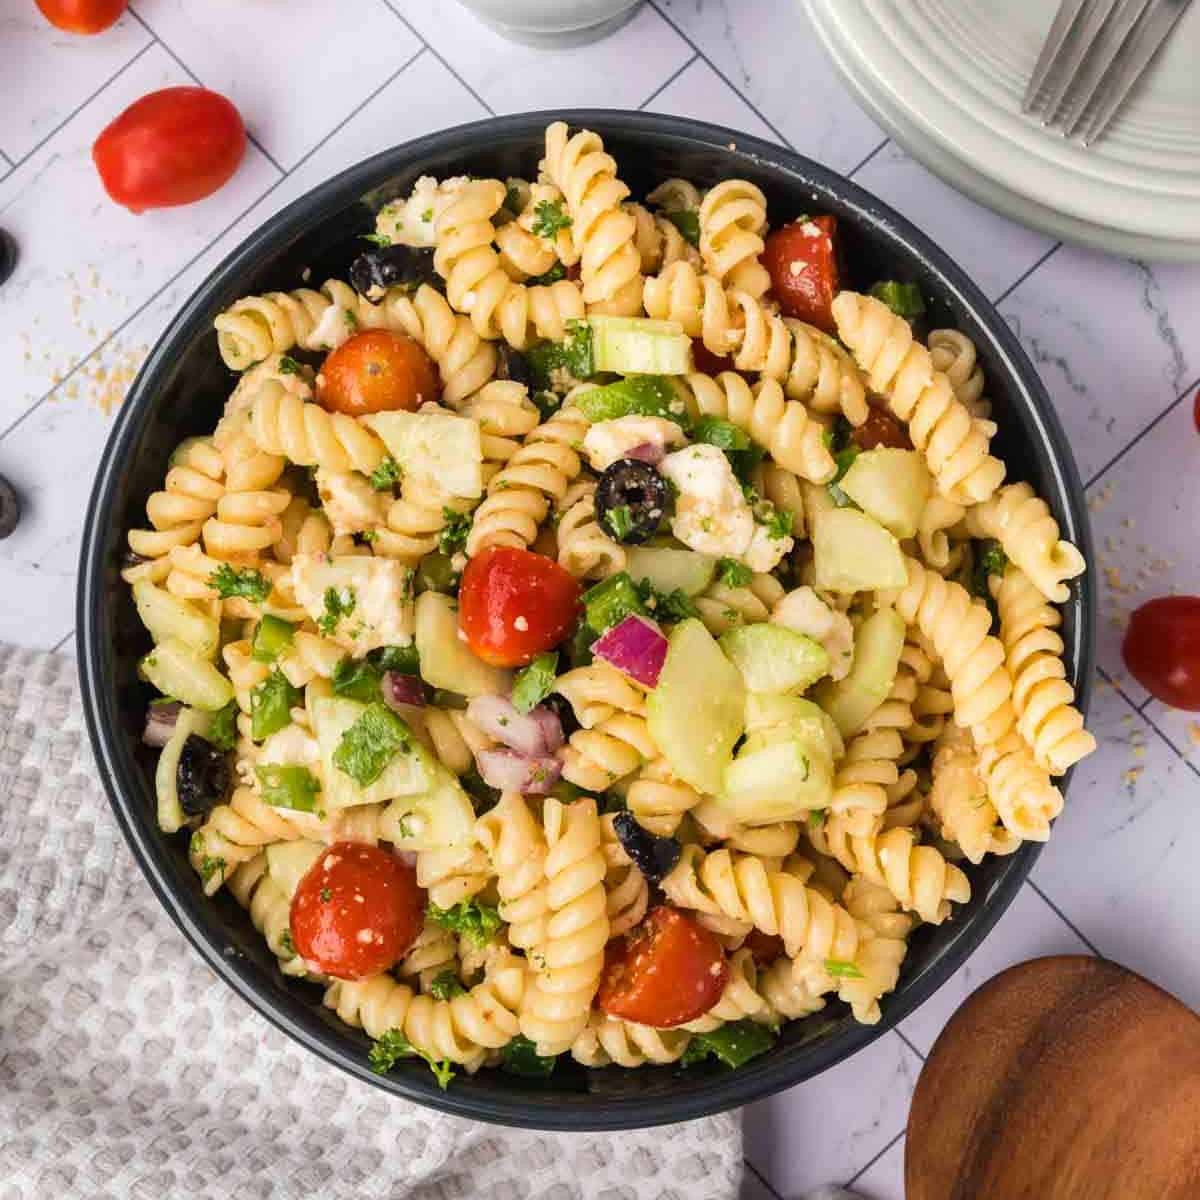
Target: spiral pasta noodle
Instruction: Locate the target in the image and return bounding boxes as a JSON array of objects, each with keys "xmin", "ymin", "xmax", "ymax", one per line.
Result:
[
  {"xmin": 678, "ymin": 947, "xmax": 780, "ymax": 1034},
  {"xmin": 928, "ymin": 723, "xmax": 1020, "ymax": 865},
  {"xmin": 928, "ymin": 328, "xmax": 989, "ymax": 418},
  {"xmin": 625, "ymin": 201, "xmax": 699, "ymax": 275},
  {"xmin": 397, "ymin": 919, "xmax": 459, "ymax": 993},
  {"xmin": 555, "ymin": 662, "xmax": 657, "ymax": 791},
  {"xmin": 202, "ymin": 432, "xmax": 289, "ymax": 563},
  {"xmin": 570, "ymin": 1014, "xmax": 690, "ymax": 1068},
  {"xmin": 698, "ymin": 179, "xmax": 771, "ymax": 298},
  {"xmin": 189, "ymin": 786, "xmax": 310, "ymax": 895},
  {"xmin": 476, "ymin": 792, "xmax": 550, "ymax": 955},
  {"xmin": 555, "ymin": 480, "xmax": 627, "ymax": 582},
  {"xmin": 832, "ymin": 291, "xmax": 1005, "ymax": 504},
  {"xmin": 624, "ymin": 756, "xmax": 701, "ymax": 837},
  {"xmin": 225, "ymin": 854, "xmax": 312, "ymax": 977},
  {"xmin": 693, "ymin": 571, "xmax": 785, "ymax": 637}
]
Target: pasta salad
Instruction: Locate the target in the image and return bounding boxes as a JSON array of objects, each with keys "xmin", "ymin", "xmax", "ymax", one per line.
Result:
[{"xmin": 123, "ymin": 120, "xmax": 1095, "ymax": 1086}]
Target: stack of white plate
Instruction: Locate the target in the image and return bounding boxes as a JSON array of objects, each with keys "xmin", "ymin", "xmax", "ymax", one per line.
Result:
[{"xmin": 802, "ymin": 0, "xmax": 1200, "ymax": 261}]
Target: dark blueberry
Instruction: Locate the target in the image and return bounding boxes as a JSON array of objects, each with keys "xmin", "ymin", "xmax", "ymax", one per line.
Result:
[
  {"xmin": 0, "ymin": 229, "xmax": 16, "ymax": 288},
  {"xmin": 496, "ymin": 344, "xmax": 533, "ymax": 389},
  {"xmin": 594, "ymin": 458, "xmax": 668, "ymax": 545},
  {"xmin": 539, "ymin": 691, "xmax": 579, "ymax": 739},
  {"xmin": 612, "ymin": 812, "xmax": 681, "ymax": 884},
  {"xmin": 177, "ymin": 734, "xmax": 231, "ymax": 817},
  {"xmin": 0, "ymin": 475, "xmax": 20, "ymax": 540},
  {"xmin": 349, "ymin": 244, "xmax": 438, "ymax": 297}
]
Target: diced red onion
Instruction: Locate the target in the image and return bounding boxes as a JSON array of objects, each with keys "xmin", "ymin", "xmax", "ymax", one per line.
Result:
[
  {"xmin": 592, "ymin": 614, "xmax": 668, "ymax": 688},
  {"xmin": 467, "ymin": 694, "xmax": 551, "ymax": 756},
  {"xmin": 625, "ymin": 441, "xmax": 665, "ymax": 465},
  {"xmin": 476, "ymin": 748, "xmax": 562, "ymax": 795},
  {"xmin": 383, "ymin": 671, "xmax": 425, "ymax": 710},
  {"xmin": 143, "ymin": 702, "xmax": 181, "ymax": 747},
  {"xmin": 527, "ymin": 704, "xmax": 565, "ymax": 753}
]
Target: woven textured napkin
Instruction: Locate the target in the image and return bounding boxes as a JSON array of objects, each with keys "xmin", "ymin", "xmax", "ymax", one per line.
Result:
[{"xmin": 0, "ymin": 644, "xmax": 743, "ymax": 1199}]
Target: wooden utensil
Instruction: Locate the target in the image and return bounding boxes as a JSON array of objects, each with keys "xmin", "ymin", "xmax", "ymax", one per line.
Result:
[{"xmin": 906, "ymin": 955, "xmax": 1200, "ymax": 1199}]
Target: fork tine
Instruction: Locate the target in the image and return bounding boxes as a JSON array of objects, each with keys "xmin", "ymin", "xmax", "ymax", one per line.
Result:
[
  {"xmin": 1039, "ymin": 0, "xmax": 1122, "ymax": 123},
  {"xmin": 1060, "ymin": 0, "xmax": 1154, "ymax": 134},
  {"xmin": 1081, "ymin": 0, "xmax": 1195, "ymax": 142},
  {"xmin": 1024, "ymin": 0, "xmax": 1091, "ymax": 111}
]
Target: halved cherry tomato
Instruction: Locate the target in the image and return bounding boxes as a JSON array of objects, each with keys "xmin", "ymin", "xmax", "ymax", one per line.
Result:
[
  {"xmin": 93, "ymin": 87, "xmax": 245, "ymax": 213},
  {"xmin": 36, "ymin": 0, "xmax": 126, "ymax": 33},
  {"xmin": 290, "ymin": 842, "xmax": 423, "ymax": 980},
  {"xmin": 762, "ymin": 215, "xmax": 841, "ymax": 333},
  {"xmin": 597, "ymin": 906, "xmax": 729, "ymax": 1027},
  {"xmin": 852, "ymin": 409, "xmax": 912, "ymax": 451},
  {"xmin": 691, "ymin": 338, "xmax": 734, "ymax": 377},
  {"xmin": 317, "ymin": 330, "xmax": 440, "ymax": 417},
  {"xmin": 458, "ymin": 546, "xmax": 582, "ymax": 667},
  {"xmin": 744, "ymin": 929, "xmax": 785, "ymax": 968},
  {"xmin": 1122, "ymin": 596, "xmax": 1200, "ymax": 710}
]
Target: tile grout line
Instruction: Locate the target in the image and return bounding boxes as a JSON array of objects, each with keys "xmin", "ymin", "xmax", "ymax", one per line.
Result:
[
  {"xmin": 846, "ymin": 1127, "xmax": 905, "ymax": 1186},
  {"xmin": 637, "ymin": 51, "xmax": 700, "ymax": 109},
  {"xmin": 743, "ymin": 1156, "xmax": 785, "ymax": 1200},
  {"xmin": 993, "ymin": 241, "xmax": 1062, "ymax": 307},
  {"xmin": 1084, "ymin": 371, "xmax": 1200, "ymax": 490},
  {"xmin": 894, "ymin": 1026, "xmax": 926, "ymax": 1062},
  {"xmin": 5, "ymin": 38, "xmax": 158, "ymax": 174},
  {"xmin": 376, "ymin": 0, "xmax": 498, "ymax": 116},
  {"xmin": 1095, "ymin": 664, "xmax": 1200, "ymax": 779},
  {"xmin": 0, "ymin": 147, "xmax": 13, "ymax": 167},
  {"xmin": 648, "ymin": 1, "xmax": 797, "ymax": 149},
  {"xmin": 125, "ymin": 4, "xmax": 287, "ymax": 176},
  {"xmin": 846, "ymin": 136, "xmax": 890, "ymax": 178},
  {"xmin": 0, "ymin": 44, "xmax": 429, "ymax": 448},
  {"xmin": 1026, "ymin": 880, "xmax": 1104, "ymax": 958}
]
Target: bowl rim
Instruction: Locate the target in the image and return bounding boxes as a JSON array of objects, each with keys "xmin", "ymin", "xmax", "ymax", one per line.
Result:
[{"xmin": 77, "ymin": 107, "xmax": 1095, "ymax": 1130}]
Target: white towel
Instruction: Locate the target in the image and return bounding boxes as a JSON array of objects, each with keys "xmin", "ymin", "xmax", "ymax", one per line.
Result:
[{"xmin": 0, "ymin": 644, "xmax": 743, "ymax": 1199}]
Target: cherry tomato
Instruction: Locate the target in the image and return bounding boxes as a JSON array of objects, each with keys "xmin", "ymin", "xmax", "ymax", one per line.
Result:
[
  {"xmin": 93, "ymin": 87, "xmax": 245, "ymax": 214},
  {"xmin": 691, "ymin": 338, "xmax": 734, "ymax": 376},
  {"xmin": 852, "ymin": 409, "xmax": 912, "ymax": 451},
  {"xmin": 1193, "ymin": 386, "xmax": 1200, "ymax": 435},
  {"xmin": 1122, "ymin": 596, "xmax": 1200, "ymax": 710},
  {"xmin": 290, "ymin": 842, "xmax": 423, "ymax": 980},
  {"xmin": 36, "ymin": 0, "xmax": 126, "ymax": 33},
  {"xmin": 762, "ymin": 215, "xmax": 841, "ymax": 333},
  {"xmin": 317, "ymin": 330, "xmax": 440, "ymax": 417},
  {"xmin": 744, "ymin": 929, "xmax": 785, "ymax": 968},
  {"xmin": 458, "ymin": 546, "xmax": 582, "ymax": 667},
  {"xmin": 597, "ymin": 906, "xmax": 729, "ymax": 1027}
]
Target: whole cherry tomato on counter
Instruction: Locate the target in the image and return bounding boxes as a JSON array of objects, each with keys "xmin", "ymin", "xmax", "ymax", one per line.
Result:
[
  {"xmin": 1123, "ymin": 596, "xmax": 1200, "ymax": 711},
  {"xmin": 36, "ymin": 0, "xmax": 126, "ymax": 33},
  {"xmin": 598, "ymin": 906, "xmax": 729, "ymax": 1027},
  {"xmin": 93, "ymin": 87, "xmax": 245, "ymax": 213},
  {"xmin": 317, "ymin": 330, "xmax": 440, "ymax": 416},
  {"xmin": 458, "ymin": 546, "xmax": 582, "ymax": 667},
  {"xmin": 762, "ymin": 214, "xmax": 841, "ymax": 333},
  {"xmin": 290, "ymin": 842, "xmax": 423, "ymax": 980}
]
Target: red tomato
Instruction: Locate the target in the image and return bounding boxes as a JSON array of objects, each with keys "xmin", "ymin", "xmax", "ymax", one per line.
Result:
[
  {"xmin": 1122, "ymin": 596, "xmax": 1200, "ymax": 710},
  {"xmin": 597, "ymin": 906, "xmax": 729, "ymax": 1027},
  {"xmin": 92, "ymin": 87, "xmax": 245, "ymax": 214},
  {"xmin": 852, "ymin": 409, "xmax": 912, "ymax": 451},
  {"xmin": 1193, "ymin": 386, "xmax": 1200, "ymax": 435},
  {"xmin": 744, "ymin": 929, "xmax": 785, "ymax": 968},
  {"xmin": 762, "ymin": 215, "xmax": 841, "ymax": 333},
  {"xmin": 691, "ymin": 338, "xmax": 734, "ymax": 376},
  {"xmin": 36, "ymin": 0, "xmax": 126, "ymax": 33},
  {"xmin": 290, "ymin": 842, "xmax": 423, "ymax": 980},
  {"xmin": 317, "ymin": 330, "xmax": 439, "ymax": 416},
  {"xmin": 458, "ymin": 546, "xmax": 582, "ymax": 667}
]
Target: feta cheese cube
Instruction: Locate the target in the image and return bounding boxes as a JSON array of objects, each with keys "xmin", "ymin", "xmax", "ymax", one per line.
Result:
[
  {"xmin": 316, "ymin": 469, "xmax": 388, "ymax": 538},
  {"xmin": 582, "ymin": 416, "xmax": 685, "ymax": 472},
  {"xmin": 290, "ymin": 555, "xmax": 414, "ymax": 653}
]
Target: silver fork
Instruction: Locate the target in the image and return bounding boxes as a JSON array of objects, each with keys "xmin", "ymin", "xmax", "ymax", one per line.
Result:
[{"xmin": 1023, "ymin": 0, "xmax": 1194, "ymax": 144}]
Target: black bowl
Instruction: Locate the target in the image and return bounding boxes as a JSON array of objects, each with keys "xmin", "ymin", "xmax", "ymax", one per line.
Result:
[{"xmin": 77, "ymin": 110, "xmax": 1094, "ymax": 1130}]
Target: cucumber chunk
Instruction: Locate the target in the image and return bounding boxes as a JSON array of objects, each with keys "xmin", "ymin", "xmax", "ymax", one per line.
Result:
[
  {"xmin": 414, "ymin": 592, "xmax": 513, "ymax": 699},
  {"xmin": 839, "ymin": 449, "xmax": 931, "ymax": 539},
  {"xmin": 589, "ymin": 315, "xmax": 693, "ymax": 376},
  {"xmin": 155, "ymin": 707, "xmax": 212, "ymax": 833},
  {"xmin": 625, "ymin": 546, "xmax": 716, "ymax": 597},
  {"xmin": 744, "ymin": 694, "xmax": 844, "ymax": 764},
  {"xmin": 647, "ymin": 618, "xmax": 745, "ymax": 794},
  {"xmin": 716, "ymin": 730, "xmax": 833, "ymax": 824},
  {"xmin": 140, "ymin": 638, "xmax": 234, "ymax": 712},
  {"xmin": 265, "ymin": 840, "xmax": 325, "ymax": 899},
  {"xmin": 364, "ymin": 409, "xmax": 483, "ymax": 499},
  {"xmin": 720, "ymin": 624, "xmax": 831, "ymax": 694},
  {"xmin": 813, "ymin": 508, "xmax": 908, "ymax": 592},
  {"xmin": 134, "ymin": 580, "xmax": 219, "ymax": 660},
  {"xmin": 813, "ymin": 607, "xmax": 906, "ymax": 737},
  {"xmin": 378, "ymin": 762, "xmax": 476, "ymax": 856}
]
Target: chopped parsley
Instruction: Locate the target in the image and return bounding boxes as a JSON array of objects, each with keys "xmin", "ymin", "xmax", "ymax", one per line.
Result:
[
  {"xmin": 752, "ymin": 496, "xmax": 793, "ymax": 541},
  {"xmin": 205, "ymin": 701, "xmax": 239, "ymax": 752},
  {"xmin": 279, "ymin": 930, "xmax": 295, "ymax": 957},
  {"xmin": 526, "ymin": 320, "xmax": 595, "ymax": 393},
  {"xmin": 808, "ymin": 808, "xmax": 827, "ymax": 833},
  {"xmin": 368, "ymin": 1029, "xmax": 455, "ymax": 1090},
  {"xmin": 635, "ymin": 578, "xmax": 698, "ymax": 624},
  {"xmin": 429, "ymin": 971, "xmax": 466, "ymax": 1001},
  {"xmin": 970, "ymin": 538, "xmax": 1008, "ymax": 624},
  {"xmin": 255, "ymin": 764, "xmax": 321, "ymax": 812},
  {"xmin": 208, "ymin": 563, "xmax": 272, "ymax": 604},
  {"xmin": 717, "ymin": 557, "xmax": 753, "ymax": 589},
  {"xmin": 664, "ymin": 209, "xmax": 700, "ymax": 247},
  {"xmin": 277, "ymin": 354, "xmax": 303, "ymax": 375},
  {"xmin": 250, "ymin": 670, "xmax": 302, "ymax": 741},
  {"xmin": 427, "ymin": 899, "xmax": 502, "ymax": 947},
  {"xmin": 511, "ymin": 651, "xmax": 558, "ymax": 715},
  {"xmin": 420, "ymin": 207, "xmax": 433, "ymax": 223},
  {"xmin": 530, "ymin": 262, "xmax": 566, "ymax": 286},
  {"xmin": 681, "ymin": 1020, "xmax": 777, "ymax": 1069},
  {"xmin": 332, "ymin": 702, "xmax": 412, "ymax": 787},
  {"xmin": 318, "ymin": 586, "xmax": 356, "ymax": 636},
  {"xmin": 691, "ymin": 415, "xmax": 763, "ymax": 479},
  {"xmin": 370, "ymin": 455, "xmax": 402, "ymax": 491},
  {"xmin": 190, "ymin": 832, "xmax": 227, "ymax": 887},
  {"xmin": 531, "ymin": 199, "xmax": 572, "ymax": 239},
  {"xmin": 500, "ymin": 1035, "xmax": 558, "ymax": 1078},
  {"xmin": 603, "ymin": 504, "xmax": 634, "ymax": 541},
  {"xmin": 343, "ymin": 308, "xmax": 358, "ymax": 330},
  {"xmin": 824, "ymin": 958, "xmax": 865, "ymax": 980},
  {"xmin": 827, "ymin": 443, "xmax": 862, "ymax": 508},
  {"xmin": 320, "ymin": 887, "xmax": 332, "ymax": 903},
  {"xmin": 869, "ymin": 280, "xmax": 926, "ymax": 321},
  {"xmin": 438, "ymin": 508, "xmax": 471, "ymax": 557},
  {"xmin": 980, "ymin": 540, "xmax": 1009, "ymax": 578}
]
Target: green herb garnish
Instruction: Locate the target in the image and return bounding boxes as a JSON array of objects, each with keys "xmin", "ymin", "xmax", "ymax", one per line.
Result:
[
  {"xmin": 824, "ymin": 958, "xmax": 865, "ymax": 980},
  {"xmin": 255, "ymin": 764, "xmax": 321, "ymax": 812},
  {"xmin": 190, "ymin": 832, "xmax": 227, "ymax": 887},
  {"xmin": 277, "ymin": 354, "xmax": 303, "ymax": 375},
  {"xmin": 664, "ymin": 209, "xmax": 700, "ymax": 246},
  {"xmin": 717, "ymin": 558, "xmax": 753, "ymax": 589},
  {"xmin": 635, "ymin": 578, "xmax": 698, "ymax": 624},
  {"xmin": 680, "ymin": 1020, "xmax": 777, "ymax": 1069},
  {"xmin": 438, "ymin": 508, "xmax": 471, "ymax": 557},
  {"xmin": 869, "ymin": 280, "xmax": 926, "ymax": 321},
  {"xmin": 318, "ymin": 586, "xmax": 356, "ymax": 636},
  {"xmin": 209, "ymin": 564, "xmax": 271, "ymax": 604},
  {"xmin": 500, "ymin": 1034, "xmax": 558, "ymax": 1078},
  {"xmin": 808, "ymin": 808, "xmax": 827, "ymax": 832},
  {"xmin": 421, "ymin": 208, "xmax": 433, "ymax": 224},
  {"xmin": 368, "ymin": 1029, "xmax": 455, "ymax": 1089},
  {"xmin": 603, "ymin": 504, "xmax": 634, "ymax": 541},
  {"xmin": 427, "ymin": 899, "xmax": 503, "ymax": 947},
  {"xmin": 370, "ymin": 455, "xmax": 402, "ymax": 491},
  {"xmin": 530, "ymin": 262, "xmax": 566, "ymax": 286},
  {"xmin": 361, "ymin": 232, "xmax": 392, "ymax": 247},
  {"xmin": 332, "ymin": 702, "xmax": 413, "ymax": 787},
  {"xmin": 250, "ymin": 670, "xmax": 302, "ymax": 741},
  {"xmin": 531, "ymin": 199, "xmax": 572, "ymax": 239},
  {"xmin": 574, "ymin": 374, "xmax": 684, "ymax": 427},
  {"xmin": 511, "ymin": 651, "xmax": 558, "ymax": 715},
  {"xmin": 429, "ymin": 971, "xmax": 466, "ymax": 1001}
]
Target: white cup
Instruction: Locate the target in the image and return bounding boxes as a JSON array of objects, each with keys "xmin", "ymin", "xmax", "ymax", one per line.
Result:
[{"xmin": 454, "ymin": 0, "xmax": 643, "ymax": 46}]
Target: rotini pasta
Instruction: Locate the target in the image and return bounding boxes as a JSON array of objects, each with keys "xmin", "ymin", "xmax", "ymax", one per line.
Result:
[{"xmin": 697, "ymin": 179, "xmax": 771, "ymax": 298}]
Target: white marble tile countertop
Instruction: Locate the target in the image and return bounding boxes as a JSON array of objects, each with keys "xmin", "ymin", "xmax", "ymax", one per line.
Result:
[{"xmin": 3, "ymin": 2, "xmax": 1199, "ymax": 1196}]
